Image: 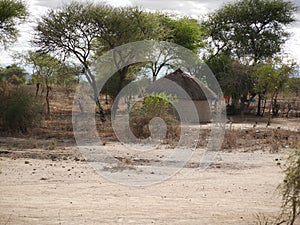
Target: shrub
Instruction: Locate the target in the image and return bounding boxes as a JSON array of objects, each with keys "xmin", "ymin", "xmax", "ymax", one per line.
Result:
[
  {"xmin": 0, "ymin": 87, "xmax": 44, "ymax": 132},
  {"xmin": 7, "ymin": 74, "xmax": 25, "ymax": 86},
  {"xmin": 129, "ymin": 93, "xmax": 180, "ymax": 142},
  {"xmin": 279, "ymin": 146, "xmax": 300, "ymax": 225}
]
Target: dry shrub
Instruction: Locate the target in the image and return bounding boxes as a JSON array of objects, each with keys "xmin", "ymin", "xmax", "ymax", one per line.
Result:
[
  {"xmin": 222, "ymin": 129, "xmax": 238, "ymax": 150},
  {"xmin": 219, "ymin": 128, "xmax": 299, "ymax": 152},
  {"xmin": 96, "ymin": 119, "xmax": 117, "ymax": 141},
  {"xmin": 130, "ymin": 110, "xmax": 180, "ymax": 140},
  {"xmin": 0, "ymin": 87, "xmax": 44, "ymax": 133},
  {"xmin": 197, "ymin": 129, "xmax": 210, "ymax": 148}
]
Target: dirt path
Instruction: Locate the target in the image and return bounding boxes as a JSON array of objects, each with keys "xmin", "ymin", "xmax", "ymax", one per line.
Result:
[{"xmin": 0, "ymin": 147, "xmax": 286, "ymax": 225}]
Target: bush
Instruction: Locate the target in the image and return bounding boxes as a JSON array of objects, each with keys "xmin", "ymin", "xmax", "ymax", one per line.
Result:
[
  {"xmin": 0, "ymin": 87, "xmax": 44, "ymax": 132},
  {"xmin": 279, "ymin": 146, "xmax": 300, "ymax": 225},
  {"xmin": 129, "ymin": 93, "xmax": 180, "ymax": 142}
]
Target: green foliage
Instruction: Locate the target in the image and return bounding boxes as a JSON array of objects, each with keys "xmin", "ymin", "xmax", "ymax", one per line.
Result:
[
  {"xmin": 206, "ymin": 53, "xmax": 254, "ymax": 108},
  {"xmin": 142, "ymin": 93, "xmax": 175, "ymax": 116},
  {"xmin": 288, "ymin": 78, "xmax": 300, "ymax": 96},
  {"xmin": 25, "ymin": 51, "xmax": 79, "ymax": 86},
  {"xmin": 129, "ymin": 93, "xmax": 179, "ymax": 140},
  {"xmin": 34, "ymin": 2, "xmax": 207, "ymax": 106},
  {"xmin": 34, "ymin": 3, "xmax": 162, "ymax": 115},
  {"xmin": 0, "ymin": 0, "xmax": 28, "ymax": 47},
  {"xmin": 0, "ymin": 63, "xmax": 27, "ymax": 82},
  {"xmin": 24, "ymin": 51, "xmax": 79, "ymax": 115},
  {"xmin": 101, "ymin": 69, "xmax": 137, "ymax": 100},
  {"xmin": 204, "ymin": 0, "xmax": 296, "ymax": 63},
  {"xmin": 159, "ymin": 15, "xmax": 205, "ymax": 53},
  {"xmin": 204, "ymin": 0, "xmax": 296, "ymax": 114},
  {"xmin": 94, "ymin": 6, "xmax": 162, "ymax": 52},
  {"xmin": 254, "ymin": 60, "xmax": 294, "ymax": 95},
  {"xmin": 143, "ymin": 15, "xmax": 206, "ymax": 80},
  {"xmin": 0, "ymin": 88, "xmax": 44, "ymax": 132},
  {"xmin": 279, "ymin": 147, "xmax": 300, "ymax": 225}
]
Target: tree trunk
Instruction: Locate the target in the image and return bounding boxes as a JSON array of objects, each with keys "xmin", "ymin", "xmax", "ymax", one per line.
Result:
[
  {"xmin": 272, "ymin": 92, "xmax": 279, "ymax": 118},
  {"xmin": 35, "ymin": 83, "xmax": 40, "ymax": 97},
  {"xmin": 85, "ymin": 66, "xmax": 105, "ymax": 122},
  {"xmin": 46, "ymin": 85, "xmax": 51, "ymax": 116},
  {"xmin": 261, "ymin": 97, "xmax": 267, "ymax": 116},
  {"xmin": 257, "ymin": 94, "xmax": 262, "ymax": 116},
  {"xmin": 111, "ymin": 68, "xmax": 129, "ymax": 119},
  {"xmin": 267, "ymin": 92, "xmax": 276, "ymax": 125}
]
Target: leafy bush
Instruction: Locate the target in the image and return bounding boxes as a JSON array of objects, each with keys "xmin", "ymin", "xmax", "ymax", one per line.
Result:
[
  {"xmin": 129, "ymin": 93, "xmax": 179, "ymax": 142},
  {"xmin": 0, "ymin": 87, "xmax": 44, "ymax": 132},
  {"xmin": 279, "ymin": 147, "xmax": 300, "ymax": 225}
]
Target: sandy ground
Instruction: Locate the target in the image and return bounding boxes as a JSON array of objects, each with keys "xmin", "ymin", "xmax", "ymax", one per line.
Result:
[{"xmin": 0, "ymin": 144, "xmax": 287, "ymax": 225}]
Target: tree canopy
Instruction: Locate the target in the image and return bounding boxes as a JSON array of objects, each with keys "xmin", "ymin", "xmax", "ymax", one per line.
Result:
[
  {"xmin": 0, "ymin": 0, "xmax": 28, "ymax": 47},
  {"xmin": 33, "ymin": 2, "xmax": 206, "ymax": 118},
  {"xmin": 204, "ymin": 0, "xmax": 297, "ymax": 115},
  {"xmin": 0, "ymin": 63, "xmax": 27, "ymax": 82},
  {"xmin": 204, "ymin": 0, "xmax": 296, "ymax": 63}
]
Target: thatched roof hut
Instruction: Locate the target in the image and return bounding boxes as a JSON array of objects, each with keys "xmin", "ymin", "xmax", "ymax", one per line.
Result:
[{"xmin": 147, "ymin": 69, "xmax": 216, "ymax": 123}]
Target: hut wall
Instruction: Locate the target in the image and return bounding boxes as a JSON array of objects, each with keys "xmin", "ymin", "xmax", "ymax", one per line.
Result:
[{"xmin": 175, "ymin": 99, "xmax": 211, "ymax": 123}]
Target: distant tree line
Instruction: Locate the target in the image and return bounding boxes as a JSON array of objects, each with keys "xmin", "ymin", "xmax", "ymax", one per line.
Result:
[{"xmin": 0, "ymin": 0, "xmax": 298, "ymax": 121}]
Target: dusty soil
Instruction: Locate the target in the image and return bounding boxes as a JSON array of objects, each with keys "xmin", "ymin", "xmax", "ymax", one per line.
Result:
[{"xmin": 0, "ymin": 143, "xmax": 291, "ymax": 225}]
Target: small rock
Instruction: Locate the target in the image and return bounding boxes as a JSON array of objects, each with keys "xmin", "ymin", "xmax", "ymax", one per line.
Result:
[{"xmin": 24, "ymin": 161, "xmax": 30, "ymax": 164}]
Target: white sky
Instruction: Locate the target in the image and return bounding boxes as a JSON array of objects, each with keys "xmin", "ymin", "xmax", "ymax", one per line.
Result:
[{"xmin": 0, "ymin": 0, "xmax": 299, "ymax": 66}]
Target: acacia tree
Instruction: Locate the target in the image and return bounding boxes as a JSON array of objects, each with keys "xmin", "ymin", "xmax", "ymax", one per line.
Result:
[
  {"xmin": 25, "ymin": 51, "xmax": 80, "ymax": 115},
  {"xmin": 0, "ymin": 0, "xmax": 28, "ymax": 47},
  {"xmin": 34, "ymin": 2, "xmax": 111, "ymax": 120},
  {"xmin": 254, "ymin": 59, "xmax": 295, "ymax": 121},
  {"xmin": 93, "ymin": 7, "xmax": 163, "ymax": 95},
  {"xmin": 34, "ymin": 3, "xmax": 171, "ymax": 120},
  {"xmin": 204, "ymin": 0, "xmax": 296, "ymax": 62},
  {"xmin": 203, "ymin": 0, "xmax": 296, "ymax": 115},
  {"xmin": 206, "ymin": 53, "xmax": 255, "ymax": 114},
  {"xmin": 25, "ymin": 51, "xmax": 63, "ymax": 115},
  {"xmin": 145, "ymin": 16, "xmax": 206, "ymax": 82}
]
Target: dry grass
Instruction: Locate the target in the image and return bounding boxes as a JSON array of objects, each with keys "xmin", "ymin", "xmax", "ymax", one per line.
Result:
[{"xmin": 220, "ymin": 128, "xmax": 299, "ymax": 152}]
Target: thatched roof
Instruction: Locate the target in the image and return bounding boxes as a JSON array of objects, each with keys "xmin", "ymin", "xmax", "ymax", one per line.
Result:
[{"xmin": 147, "ymin": 69, "xmax": 217, "ymax": 100}]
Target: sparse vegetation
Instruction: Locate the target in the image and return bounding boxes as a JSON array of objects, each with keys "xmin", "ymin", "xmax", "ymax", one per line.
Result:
[
  {"xmin": 278, "ymin": 146, "xmax": 300, "ymax": 225},
  {"xmin": 0, "ymin": 87, "xmax": 44, "ymax": 132}
]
